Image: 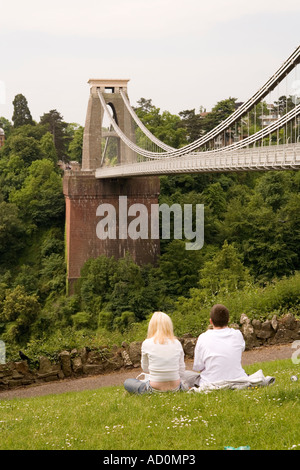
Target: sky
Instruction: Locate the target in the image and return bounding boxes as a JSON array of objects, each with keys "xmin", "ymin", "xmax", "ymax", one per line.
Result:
[{"xmin": 0, "ymin": 0, "xmax": 299, "ymax": 126}]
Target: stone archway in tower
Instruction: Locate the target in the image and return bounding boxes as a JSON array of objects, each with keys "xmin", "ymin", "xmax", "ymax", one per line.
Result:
[{"xmin": 81, "ymin": 79, "xmax": 136, "ymax": 170}]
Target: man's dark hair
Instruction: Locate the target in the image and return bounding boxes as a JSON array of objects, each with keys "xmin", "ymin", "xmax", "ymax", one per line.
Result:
[{"xmin": 210, "ymin": 304, "xmax": 229, "ymax": 327}]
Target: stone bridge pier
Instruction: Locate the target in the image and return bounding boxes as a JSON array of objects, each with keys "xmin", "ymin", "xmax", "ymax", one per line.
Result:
[{"xmin": 63, "ymin": 172, "xmax": 160, "ymax": 293}]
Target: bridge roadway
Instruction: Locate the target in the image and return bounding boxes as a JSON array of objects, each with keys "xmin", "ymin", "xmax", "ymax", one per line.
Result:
[{"xmin": 94, "ymin": 143, "xmax": 300, "ymax": 178}]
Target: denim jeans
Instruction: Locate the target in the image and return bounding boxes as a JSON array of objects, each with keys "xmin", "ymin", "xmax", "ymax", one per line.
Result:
[
  {"xmin": 124, "ymin": 378, "xmax": 151, "ymax": 394},
  {"xmin": 124, "ymin": 378, "xmax": 187, "ymax": 395}
]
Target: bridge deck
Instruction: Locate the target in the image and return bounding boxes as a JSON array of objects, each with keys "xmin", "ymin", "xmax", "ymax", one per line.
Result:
[{"xmin": 95, "ymin": 144, "xmax": 300, "ymax": 178}]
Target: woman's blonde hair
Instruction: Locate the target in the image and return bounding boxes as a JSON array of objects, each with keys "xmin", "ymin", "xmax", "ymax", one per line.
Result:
[{"xmin": 147, "ymin": 311, "xmax": 175, "ymax": 344}]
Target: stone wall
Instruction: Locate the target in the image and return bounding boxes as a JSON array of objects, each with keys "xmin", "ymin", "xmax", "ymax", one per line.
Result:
[
  {"xmin": 0, "ymin": 344, "xmax": 140, "ymax": 392},
  {"xmin": 239, "ymin": 312, "xmax": 300, "ymax": 348},
  {"xmin": 1, "ymin": 313, "xmax": 299, "ymax": 392}
]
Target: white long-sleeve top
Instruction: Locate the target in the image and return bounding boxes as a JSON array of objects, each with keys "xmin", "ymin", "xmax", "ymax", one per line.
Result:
[{"xmin": 141, "ymin": 337, "xmax": 185, "ymax": 383}]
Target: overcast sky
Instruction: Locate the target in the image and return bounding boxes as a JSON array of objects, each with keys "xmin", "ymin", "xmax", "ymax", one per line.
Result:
[{"xmin": 0, "ymin": 0, "xmax": 299, "ymax": 126}]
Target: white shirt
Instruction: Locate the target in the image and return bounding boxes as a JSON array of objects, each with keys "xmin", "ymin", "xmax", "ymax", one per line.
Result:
[
  {"xmin": 193, "ymin": 327, "xmax": 248, "ymax": 384},
  {"xmin": 141, "ymin": 337, "xmax": 185, "ymax": 383}
]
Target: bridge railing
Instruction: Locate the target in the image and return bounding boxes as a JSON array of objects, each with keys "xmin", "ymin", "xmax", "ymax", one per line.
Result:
[{"xmin": 95, "ymin": 143, "xmax": 300, "ymax": 178}]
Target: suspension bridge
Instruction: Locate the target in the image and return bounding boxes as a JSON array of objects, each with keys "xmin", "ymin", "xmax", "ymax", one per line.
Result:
[
  {"xmin": 64, "ymin": 45, "xmax": 300, "ymax": 291},
  {"xmin": 78, "ymin": 45, "xmax": 300, "ymax": 177}
]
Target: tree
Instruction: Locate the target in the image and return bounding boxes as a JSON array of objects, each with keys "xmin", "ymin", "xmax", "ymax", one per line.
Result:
[
  {"xmin": 12, "ymin": 94, "xmax": 34, "ymax": 128},
  {"xmin": 0, "ymin": 154, "xmax": 27, "ymax": 200},
  {"xmin": 68, "ymin": 126, "xmax": 84, "ymax": 163},
  {"xmin": 0, "ymin": 116, "xmax": 13, "ymax": 138},
  {"xmin": 40, "ymin": 110, "xmax": 68, "ymax": 160},
  {"xmin": 9, "ymin": 159, "xmax": 65, "ymax": 226},
  {"xmin": 199, "ymin": 241, "xmax": 251, "ymax": 294},
  {"xmin": 221, "ymin": 191, "xmax": 297, "ymax": 280},
  {"xmin": 78, "ymin": 254, "xmax": 165, "ymax": 330},
  {"xmin": 178, "ymin": 109, "xmax": 203, "ymax": 142},
  {"xmin": 255, "ymin": 171, "xmax": 291, "ymax": 212},
  {"xmin": 202, "ymin": 97, "xmax": 237, "ymax": 133},
  {"xmin": 0, "ymin": 123, "xmax": 50, "ymax": 167},
  {"xmin": 109, "ymin": 254, "xmax": 145, "ymax": 319},
  {"xmin": 0, "ymin": 285, "xmax": 40, "ymax": 345},
  {"xmin": 278, "ymin": 193, "xmax": 300, "ymax": 271},
  {"xmin": 39, "ymin": 253, "xmax": 66, "ymax": 296},
  {"xmin": 40, "ymin": 132, "xmax": 58, "ymax": 166},
  {"xmin": 6, "ymin": 134, "xmax": 42, "ymax": 166},
  {"xmin": 0, "ymin": 200, "xmax": 26, "ymax": 264},
  {"xmin": 274, "ymin": 95, "xmax": 294, "ymax": 116},
  {"xmin": 156, "ymin": 111, "xmax": 187, "ymax": 148},
  {"xmin": 134, "ymin": 98, "xmax": 155, "ymax": 115},
  {"xmin": 202, "ymin": 182, "xmax": 227, "ymax": 218},
  {"xmin": 134, "ymin": 98, "xmax": 187, "ymax": 148},
  {"xmin": 13, "ymin": 265, "xmax": 39, "ymax": 296},
  {"xmin": 159, "ymin": 239, "xmax": 204, "ymax": 297}
]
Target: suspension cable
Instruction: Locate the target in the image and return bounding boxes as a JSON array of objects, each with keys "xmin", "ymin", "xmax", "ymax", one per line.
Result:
[
  {"xmin": 106, "ymin": 45, "xmax": 300, "ymax": 159},
  {"xmin": 119, "ymin": 89, "xmax": 174, "ymax": 151},
  {"xmin": 98, "ymin": 88, "xmax": 300, "ymax": 160}
]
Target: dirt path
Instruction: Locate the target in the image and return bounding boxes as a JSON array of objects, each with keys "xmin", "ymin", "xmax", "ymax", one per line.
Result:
[{"xmin": 0, "ymin": 342, "xmax": 294, "ymax": 400}]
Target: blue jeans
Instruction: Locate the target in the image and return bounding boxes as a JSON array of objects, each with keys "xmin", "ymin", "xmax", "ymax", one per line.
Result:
[
  {"xmin": 124, "ymin": 378, "xmax": 151, "ymax": 394},
  {"xmin": 124, "ymin": 378, "xmax": 186, "ymax": 395}
]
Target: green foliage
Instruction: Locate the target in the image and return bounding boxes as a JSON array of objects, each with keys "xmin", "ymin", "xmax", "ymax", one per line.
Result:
[
  {"xmin": 9, "ymin": 159, "xmax": 65, "ymax": 226},
  {"xmin": 0, "ymin": 123, "xmax": 59, "ymax": 202},
  {"xmin": 39, "ymin": 132, "xmax": 58, "ymax": 165},
  {"xmin": 159, "ymin": 239, "xmax": 204, "ymax": 297},
  {"xmin": 202, "ymin": 182, "xmax": 227, "ymax": 218},
  {"xmin": 76, "ymin": 254, "xmax": 166, "ymax": 332},
  {"xmin": 39, "ymin": 254, "xmax": 66, "ymax": 296},
  {"xmin": 12, "ymin": 94, "xmax": 34, "ymax": 128},
  {"xmin": 71, "ymin": 311, "xmax": 93, "ymax": 329},
  {"xmin": 40, "ymin": 109, "xmax": 68, "ymax": 160},
  {"xmin": 0, "ymin": 200, "xmax": 26, "ymax": 264},
  {"xmin": 4, "ymin": 134, "xmax": 42, "ymax": 166},
  {"xmin": 134, "ymin": 98, "xmax": 187, "ymax": 148},
  {"xmin": 0, "ymin": 116, "xmax": 13, "ymax": 137},
  {"xmin": 68, "ymin": 125, "xmax": 84, "ymax": 162},
  {"xmin": 255, "ymin": 171, "xmax": 292, "ymax": 211},
  {"xmin": 222, "ymin": 198, "xmax": 296, "ymax": 280},
  {"xmin": 171, "ymin": 271, "xmax": 300, "ymax": 337},
  {"xmin": 0, "ymin": 154, "xmax": 27, "ymax": 198},
  {"xmin": 12, "ymin": 265, "xmax": 39, "ymax": 295},
  {"xmin": 33, "ymin": 295, "xmax": 79, "ymax": 337},
  {"xmin": 198, "ymin": 241, "xmax": 251, "ymax": 295},
  {"xmin": 178, "ymin": 108, "xmax": 204, "ymax": 142},
  {"xmin": 203, "ymin": 97, "xmax": 237, "ymax": 132},
  {"xmin": 113, "ymin": 310, "xmax": 136, "ymax": 331},
  {"xmin": 0, "ymin": 285, "xmax": 40, "ymax": 345},
  {"xmin": 1, "ymin": 93, "xmax": 300, "ymax": 361}
]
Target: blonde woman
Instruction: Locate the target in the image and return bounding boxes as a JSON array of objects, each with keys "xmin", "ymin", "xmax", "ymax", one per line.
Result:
[{"xmin": 124, "ymin": 311, "xmax": 187, "ymax": 394}]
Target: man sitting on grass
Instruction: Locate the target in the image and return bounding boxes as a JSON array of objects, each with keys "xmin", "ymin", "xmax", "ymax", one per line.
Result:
[{"xmin": 184, "ymin": 304, "xmax": 249, "ymax": 388}]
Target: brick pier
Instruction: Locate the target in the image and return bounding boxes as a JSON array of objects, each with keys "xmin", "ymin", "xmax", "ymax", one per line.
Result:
[{"xmin": 63, "ymin": 171, "xmax": 160, "ymax": 293}]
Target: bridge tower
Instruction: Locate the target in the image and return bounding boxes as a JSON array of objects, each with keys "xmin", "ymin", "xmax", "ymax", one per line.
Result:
[
  {"xmin": 82, "ymin": 79, "xmax": 136, "ymax": 170},
  {"xmin": 63, "ymin": 79, "xmax": 160, "ymax": 293}
]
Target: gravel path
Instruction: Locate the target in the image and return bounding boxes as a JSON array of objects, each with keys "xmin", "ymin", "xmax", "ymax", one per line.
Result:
[{"xmin": 0, "ymin": 342, "xmax": 294, "ymax": 400}]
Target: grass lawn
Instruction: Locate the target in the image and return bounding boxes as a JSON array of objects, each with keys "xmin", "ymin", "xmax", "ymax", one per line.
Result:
[{"xmin": 0, "ymin": 359, "xmax": 299, "ymax": 451}]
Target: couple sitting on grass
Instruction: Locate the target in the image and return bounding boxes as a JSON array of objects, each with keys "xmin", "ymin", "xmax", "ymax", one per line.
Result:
[{"xmin": 124, "ymin": 304, "xmax": 275, "ymax": 394}]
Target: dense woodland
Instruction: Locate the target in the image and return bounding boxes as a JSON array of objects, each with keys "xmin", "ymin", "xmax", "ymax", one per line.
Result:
[{"xmin": 0, "ymin": 93, "xmax": 300, "ymax": 362}]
